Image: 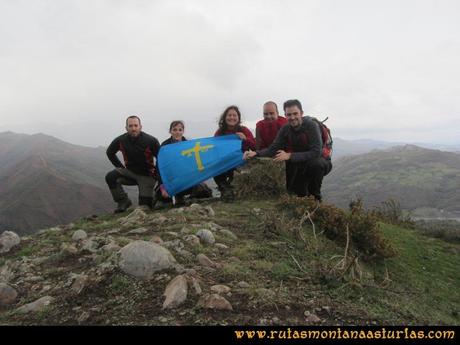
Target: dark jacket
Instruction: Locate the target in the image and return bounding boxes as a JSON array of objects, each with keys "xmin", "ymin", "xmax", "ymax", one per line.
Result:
[
  {"xmin": 106, "ymin": 132, "xmax": 160, "ymax": 176},
  {"xmin": 161, "ymin": 136, "xmax": 187, "ymax": 146},
  {"xmin": 257, "ymin": 117, "xmax": 322, "ymax": 163}
]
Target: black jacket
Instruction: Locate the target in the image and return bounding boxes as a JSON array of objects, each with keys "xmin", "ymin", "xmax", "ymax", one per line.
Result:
[
  {"xmin": 106, "ymin": 132, "xmax": 160, "ymax": 176},
  {"xmin": 161, "ymin": 136, "xmax": 187, "ymax": 146},
  {"xmin": 257, "ymin": 117, "xmax": 322, "ymax": 162}
]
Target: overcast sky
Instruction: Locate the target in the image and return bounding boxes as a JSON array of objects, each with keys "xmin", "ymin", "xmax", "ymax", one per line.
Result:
[{"xmin": 1, "ymin": 0, "xmax": 459, "ymax": 147}]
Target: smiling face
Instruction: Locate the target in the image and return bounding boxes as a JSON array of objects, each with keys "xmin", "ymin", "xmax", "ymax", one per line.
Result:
[
  {"xmin": 285, "ymin": 105, "xmax": 303, "ymax": 128},
  {"xmin": 170, "ymin": 123, "xmax": 184, "ymax": 141},
  {"xmin": 263, "ymin": 102, "xmax": 278, "ymax": 121},
  {"xmin": 225, "ymin": 108, "xmax": 240, "ymax": 129}
]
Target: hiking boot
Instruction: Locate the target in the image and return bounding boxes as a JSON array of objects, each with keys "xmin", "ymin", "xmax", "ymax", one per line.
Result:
[{"xmin": 114, "ymin": 198, "xmax": 132, "ymax": 213}]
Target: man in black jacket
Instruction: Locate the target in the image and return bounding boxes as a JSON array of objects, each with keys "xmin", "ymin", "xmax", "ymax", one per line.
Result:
[
  {"xmin": 105, "ymin": 115, "xmax": 160, "ymax": 212},
  {"xmin": 244, "ymin": 99, "xmax": 332, "ymax": 201}
]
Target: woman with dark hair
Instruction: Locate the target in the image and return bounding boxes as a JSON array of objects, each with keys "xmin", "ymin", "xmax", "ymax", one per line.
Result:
[{"xmin": 213, "ymin": 105, "xmax": 256, "ymax": 201}]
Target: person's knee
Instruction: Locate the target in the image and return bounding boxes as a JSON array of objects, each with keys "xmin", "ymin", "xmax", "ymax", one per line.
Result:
[{"xmin": 105, "ymin": 170, "xmax": 119, "ymax": 186}]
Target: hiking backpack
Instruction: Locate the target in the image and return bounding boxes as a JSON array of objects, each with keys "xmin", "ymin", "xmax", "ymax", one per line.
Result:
[{"xmin": 307, "ymin": 116, "xmax": 333, "ymax": 160}]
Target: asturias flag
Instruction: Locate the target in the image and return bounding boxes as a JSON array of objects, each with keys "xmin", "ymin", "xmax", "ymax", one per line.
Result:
[{"xmin": 158, "ymin": 134, "xmax": 245, "ymax": 196}]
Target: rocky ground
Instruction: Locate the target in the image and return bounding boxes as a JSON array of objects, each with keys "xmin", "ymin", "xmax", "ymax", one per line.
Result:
[{"xmin": 1, "ymin": 198, "xmax": 459, "ymax": 325}]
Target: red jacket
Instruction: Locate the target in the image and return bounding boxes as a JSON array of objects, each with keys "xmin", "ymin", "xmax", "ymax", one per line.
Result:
[
  {"xmin": 214, "ymin": 126, "xmax": 256, "ymax": 151},
  {"xmin": 256, "ymin": 116, "xmax": 288, "ymax": 150}
]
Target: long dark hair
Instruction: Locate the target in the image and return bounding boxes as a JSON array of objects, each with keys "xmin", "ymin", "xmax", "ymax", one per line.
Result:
[{"xmin": 218, "ymin": 105, "xmax": 242, "ymax": 132}]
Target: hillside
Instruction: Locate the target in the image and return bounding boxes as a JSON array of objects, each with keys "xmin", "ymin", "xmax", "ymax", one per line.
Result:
[
  {"xmin": 324, "ymin": 145, "xmax": 460, "ymax": 217},
  {"xmin": 0, "ymin": 198, "xmax": 458, "ymax": 325},
  {"xmin": 0, "ymin": 132, "xmax": 114, "ymax": 234}
]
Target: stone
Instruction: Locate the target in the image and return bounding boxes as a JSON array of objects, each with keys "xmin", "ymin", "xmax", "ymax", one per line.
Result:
[
  {"xmin": 60, "ymin": 243, "xmax": 78, "ymax": 255},
  {"xmin": 190, "ymin": 277, "xmax": 202, "ymax": 295},
  {"xmin": 72, "ymin": 230, "xmax": 87, "ymax": 242},
  {"xmin": 204, "ymin": 206, "xmax": 215, "ymax": 217},
  {"xmin": 100, "ymin": 242, "xmax": 121, "ymax": 253},
  {"xmin": 196, "ymin": 229, "xmax": 215, "ymax": 245},
  {"xmin": 184, "ymin": 235, "xmax": 201, "ymax": 246},
  {"xmin": 77, "ymin": 311, "xmax": 90, "ymax": 323},
  {"xmin": 0, "ymin": 283, "xmax": 18, "ymax": 306},
  {"xmin": 237, "ymin": 281, "xmax": 250, "ymax": 289},
  {"xmin": 211, "ymin": 285, "xmax": 231, "ymax": 294},
  {"xmin": 151, "ymin": 235, "xmax": 163, "ymax": 244},
  {"xmin": 162, "ymin": 275, "xmax": 188, "ymax": 309},
  {"xmin": 219, "ymin": 229, "xmax": 238, "ymax": 240},
  {"xmin": 119, "ymin": 208, "xmax": 148, "ymax": 226},
  {"xmin": 305, "ymin": 313, "xmax": 321, "ymax": 323},
  {"xmin": 0, "ymin": 231, "xmax": 20, "ymax": 254},
  {"xmin": 215, "ymin": 243, "xmax": 229, "ymax": 251},
  {"xmin": 16, "ymin": 296, "xmax": 54, "ymax": 314},
  {"xmin": 80, "ymin": 239, "xmax": 98, "ymax": 253},
  {"xmin": 128, "ymin": 227, "xmax": 149, "ymax": 234},
  {"xmin": 197, "ymin": 254, "xmax": 217, "ymax": 268},
  {"xmin": 151, "ymin": 216, "xmax": 168, "ymax": 225},
  {"xmin": 197, "ymin": 293, "xmax": 233, "ymax": 311},
  {"xmin": 118, "ymin": 241, "xmax": 176, "ymax": 280},
  {"xmin": 71, "ymin": 274, "xmax": 89, "ymax": 295}
]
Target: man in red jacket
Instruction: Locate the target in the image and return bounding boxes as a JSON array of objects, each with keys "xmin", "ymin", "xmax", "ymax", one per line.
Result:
[{"xmin": 255, "ymin": 101, "xmax": 288, "ymax": 150}]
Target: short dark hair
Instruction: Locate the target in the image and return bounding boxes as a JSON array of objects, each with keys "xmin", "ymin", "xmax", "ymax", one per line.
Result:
[
  {"xmin": 169, "ymin": 120, "xmax": 185, "ymax": 132},
  {"xmin": 218, "ymin": 105, "xmax": 242, "ymax": 131},
  {"xmin": 126, "ymin": 115, "xmax": 141, "ymax": 126},
  {"xmin": 263, "ymin": 101, "xmax": 279, "ymax": 113},
  {"xmin": 283, "ymin": 99, "xmax": 303, "ymax": 112}
]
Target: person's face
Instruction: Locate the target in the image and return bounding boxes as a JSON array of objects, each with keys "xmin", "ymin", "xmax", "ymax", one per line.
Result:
[
  {"xmin": 285, "ymin": 106, "xmax": 303, "ymax": 128},
  {"xmin": 263, "ymin": 103, "xmax": 278, "ymax": 121},
  {"xmin": 126, "ymin": 118, "xmax": 142, "ymax": 137},
  {"xmin": 225, "ymin": 109, "xmax": 240, "ymax": 128},
  {"xmin": 170, "ymin": 124, "xmax": 184, "ymax": 140}
]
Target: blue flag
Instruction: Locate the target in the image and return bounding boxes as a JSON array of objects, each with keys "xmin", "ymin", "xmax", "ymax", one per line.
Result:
[{"xmin": 158, "ymin": 134, "xmax": 245, "ymax": 196}]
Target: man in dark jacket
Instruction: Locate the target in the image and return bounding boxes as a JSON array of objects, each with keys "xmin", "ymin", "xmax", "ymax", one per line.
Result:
[
  {"xmin": 105, "ymin": 115, "xmax": 160, "ymax": 212},
  {"xmin": 244, "ymin": 99, "xmax": 332, "ymax": 201}
]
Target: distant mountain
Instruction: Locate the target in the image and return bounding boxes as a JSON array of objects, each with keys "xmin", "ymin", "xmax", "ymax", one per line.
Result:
[
  {"xmin": 332, "ymin": 138, "xmax": 460, "ymax": 159},
  {"xmin": 323, "ymin": 145, "xmax": 460, "ymax": 217},
  {"xmin": 0, "ymin": 132, "xmax": 114, "ymax": 235}
]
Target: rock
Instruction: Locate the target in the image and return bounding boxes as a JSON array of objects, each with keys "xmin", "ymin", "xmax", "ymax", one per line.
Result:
[
  {"xmin": 107, "ymin": 228, "xmax": 121, "ymax": 234},
  {"xmin": 197, "ymin": 294, "xmax": 233, "ymax": 311},
  {"xmin": 151, "ymin": 216, "xmax": 168, "ymax": 225},
  {"xmin": 80, "ymin": 239, "xmax": 98, "ymax": 253},
  {"xmin": 77, "ymin": 311, "xmax": 90, "ymax": 323},
  {"xmin": 190, "ymin": 277, "xmax": 202, "ymax": 295},
  {"xmin": 16, "ymin": 296, "xmax": 54, "ymax": 314},
  {"xmin": 128, "ymin": 227, "xmax": 149, "ymax": 234},
  {"xmin": 119, "ymin": 208, "xmax": 148, "ymax": 226},
  {"xmin": 118, "ymin": 241, "xmax": 177, "ymax": 280},
  {"xmin": 60, "ymin": 243, "xmax": 78, "ymax": 255},
  {"xmin": 184, "ymin": 235, "xmax": 201, "ymax": 246},
  {"xmin": 100, "ymin": 242, "xmax": 121, "ymax": 253},
  {"xmin": 0, "ymin": 283, "xmax": 18, "ymax": 306},
  {"xmin": 197, "ymin": 254, "xmax": 218, "ymax": 268},
  {"xmin": 219, "ymin": 229, "xmax": 238, "ymax": 240},
  {"xmin": 0, "ymin": 231, "xmax": 21, "ymax": 254},
  {"xmin": 151, "ymin": 235, "xmax": 163, "ymax": 244},
  {"xmin": 215, "ymin": 243, "xmax": 229, "ymax": 251},
  {"xmin": 165, "ymin": 231, "xmax": 179, "ymax": 238},
  {"xmin": 196, "ymin": 230, "xmax": 215, "ymax": 245},
  {"xmin": 204, "ymin": 206, "xmax": 215, "ymax": 217},
  {"xmin": 305, "ymin": 313, "xmax": 321, "ymax": 323},
  {"xmin": 71, "ymin": 274, "xmax": 89, "ymax": 295},
  {"xmin": 211, "ymin": 285, "xmax": 231, "ymax": 294},
  {"xmin": 72, "ymin": 230, "xmax": 87, "ymax": 242},
  {"xmin": 162, "ymin": 275, "xmax": 188, "ymax": 309},
  {"xmin": 238, "ymin": 281, "xmax": 250, "ymax": 289},
  {"xmin": 207, "ymin": 222, "xmax": 223, "ymax": 231},
  {"xmin": 162, "ymin": 239, "xmax": 185, "ymax": 253}
]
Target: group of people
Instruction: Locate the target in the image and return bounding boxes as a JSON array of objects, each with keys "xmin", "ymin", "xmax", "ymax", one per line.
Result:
[{"xmin": 105, "ymin": 99, "xmax": 332, "ymax": 213}]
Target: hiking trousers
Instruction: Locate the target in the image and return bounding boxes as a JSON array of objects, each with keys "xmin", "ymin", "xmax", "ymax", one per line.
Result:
[
  {"xmin": 105, "ymin": 168, "xmax": 157, "ymax": 206},
  {"xmin": 285, "ymin": 157, "xmax": 332, "ymax": 201}
]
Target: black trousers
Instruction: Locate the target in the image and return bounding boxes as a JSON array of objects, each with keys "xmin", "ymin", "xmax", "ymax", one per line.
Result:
[
  {"xmin": 105, "ymin": 168, "xmax": 156, "ymax": 206},
  {"xmin": 214, "ymin": 169, "xmax": 234, "ymax": 190},
  {"xmin": 285, "ymin": 157, "xmax": 332, "ymax": 201}
]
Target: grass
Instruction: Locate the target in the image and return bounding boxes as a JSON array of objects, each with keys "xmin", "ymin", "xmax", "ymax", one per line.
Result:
[{"xmin": 1, "ymin": 198, "xmax": 459, "ymax": 325}]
